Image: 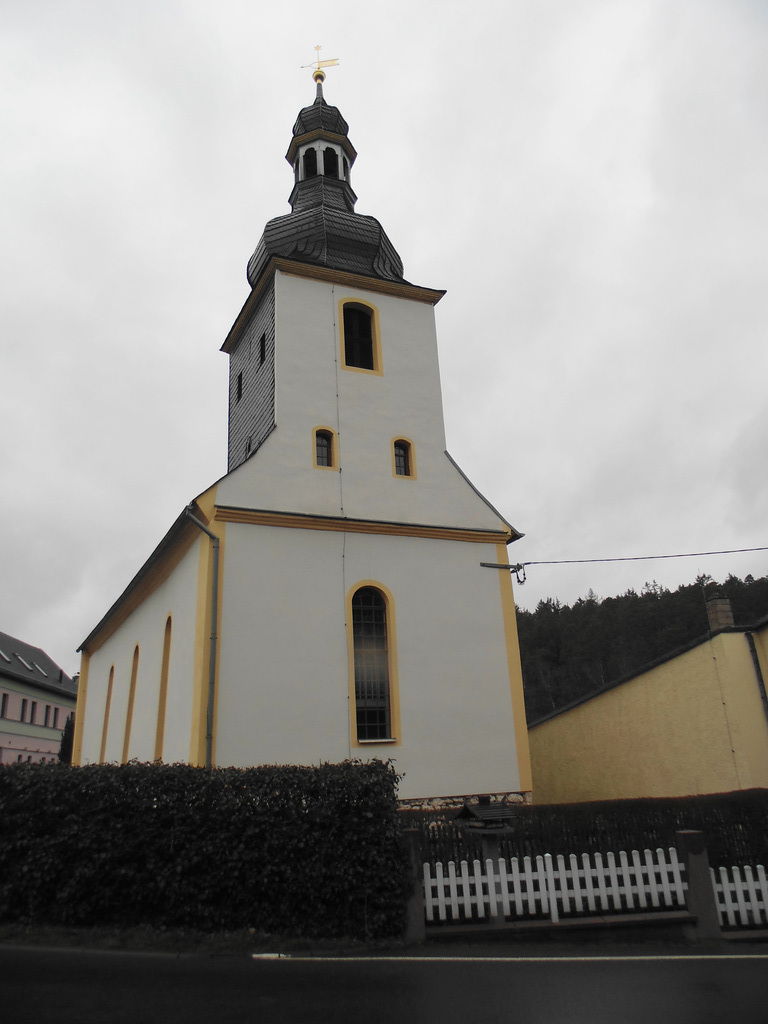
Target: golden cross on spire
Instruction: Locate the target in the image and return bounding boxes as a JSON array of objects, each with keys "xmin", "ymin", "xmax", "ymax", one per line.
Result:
[{"xmin": 301, "ymin": 45, "xmax": 340, "ymax": 85}]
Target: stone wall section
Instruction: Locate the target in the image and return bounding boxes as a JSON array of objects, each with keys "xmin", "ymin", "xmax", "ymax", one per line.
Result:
[{"xmin": 227, "ymin": 282, "xmax": 276, "ymax": 472}]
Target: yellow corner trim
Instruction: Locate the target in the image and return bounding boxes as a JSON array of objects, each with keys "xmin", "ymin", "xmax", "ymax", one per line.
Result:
[
  {"xmin": 496, "ymin": 541, "xmax": 533, "ymax": 793},
  {"xmin": 72, "ymin": 651, "xmax": 91, "ymax": 766}
]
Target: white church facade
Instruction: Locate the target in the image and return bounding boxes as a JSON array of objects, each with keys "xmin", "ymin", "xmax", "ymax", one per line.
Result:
[{"xmin": 73, "ymin": 73, "xmax": 532, "ymax": 806}]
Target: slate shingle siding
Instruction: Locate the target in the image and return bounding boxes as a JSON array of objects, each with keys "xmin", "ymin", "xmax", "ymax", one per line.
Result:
[{"xmin": 227, "ymin": 282, "xmax": 276, "ymax": 472}]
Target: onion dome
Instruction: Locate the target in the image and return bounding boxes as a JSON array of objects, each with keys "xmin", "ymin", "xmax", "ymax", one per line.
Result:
[{"xmin": 247, "ymin": 72, "xmax": 405, "ymax": 287}]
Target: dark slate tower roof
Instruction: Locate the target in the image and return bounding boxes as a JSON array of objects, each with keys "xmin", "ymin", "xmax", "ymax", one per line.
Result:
[{"xmin": 246, "ymin": 73, "xmax": 406, "ymax": 288}]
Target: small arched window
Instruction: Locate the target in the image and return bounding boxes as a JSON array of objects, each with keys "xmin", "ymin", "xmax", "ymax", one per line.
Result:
[
  {"xmin": 303, "ymin": 148, "xmax": 318, "ymax": 178},
  {"xmin": 393, "ymin": 440, "xmax": 413, "ymax": 477},
  {"xmin": 343, "ymin": 304, "xmax": 375, "ymax": 370},
  {"xmin": 315, "ymin": 429, "xmax": 334, "ymax": 468},
  {"xmin": 343, "ymin": 157, "xmax": 349, "ymax": 180},
  {"xmin": 352, "ymin": 587, "xmax": 391, "ymax": 741},
  {"xmin": 323, "ymin": 147, "xmax": 339, "ymax": 178}
]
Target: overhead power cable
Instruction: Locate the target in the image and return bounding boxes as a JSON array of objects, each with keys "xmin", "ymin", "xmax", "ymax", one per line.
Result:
[{"xmin": 480, "ymin": 545, "xmax": 768, "ymax": 585}]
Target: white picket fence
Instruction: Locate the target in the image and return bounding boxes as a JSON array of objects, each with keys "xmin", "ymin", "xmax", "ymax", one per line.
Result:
[
  {"xmin": 711, "ymin": 864, "xmax": 768, "ymax": 930},
  {"xmin": 424, "ymin": 848, "xmax": 687, "ymax": 925}
]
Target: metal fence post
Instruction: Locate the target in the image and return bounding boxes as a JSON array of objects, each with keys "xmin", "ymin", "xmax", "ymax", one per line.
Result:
[
  {"xmin": 402, "ymin": 829, "xmax": 426, "ymax": 944},
  {"xmin": 676, "ymin": 829, "xmax": 721, "ymax": 941}
]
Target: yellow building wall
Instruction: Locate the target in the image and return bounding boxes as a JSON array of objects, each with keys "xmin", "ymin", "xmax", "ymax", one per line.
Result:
[{"xmin": 530, "ymin": 626, "xmax": 768, "ymax": 804}]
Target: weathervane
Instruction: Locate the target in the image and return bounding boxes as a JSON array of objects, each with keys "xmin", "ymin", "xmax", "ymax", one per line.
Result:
[{"xmin": 301, "ymin": 45, "xmax": 340, "ymax": 86}]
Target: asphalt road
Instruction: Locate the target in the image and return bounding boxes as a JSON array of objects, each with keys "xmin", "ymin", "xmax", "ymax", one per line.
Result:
[{"xmin": 4, "ymin": 946, "xmax": 768, "ymax": 1024}]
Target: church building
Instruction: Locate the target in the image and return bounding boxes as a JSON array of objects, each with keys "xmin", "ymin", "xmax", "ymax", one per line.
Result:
[{"xmin": 72, "ymin": 71, "xmax": 532, "ymax": 807}]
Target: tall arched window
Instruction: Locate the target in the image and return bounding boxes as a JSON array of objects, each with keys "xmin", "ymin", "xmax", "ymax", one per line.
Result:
[
  {"xmin": 154, "ymin": 617, "xmax": 172, "ymax": 762},
  {"xmin": 352, "ymin": 587, "xmax": 391, "ymax": 741},
  {"xmin": 122, "ymin": 645, "xmax": 139, "ymax": 764},
  {"xmin": 342, "ymin": 304, "xmax": 375, "ymax": 370},
  {"xmin": 99, "ymin": 665, "xmax": 114, "ymax": 764},
  {"xmin": 393, "ymin": 440, "xmax": 411, "ymax": 477},
  {"xmin": 315, "ymin": 429, "xmax": 334, "ymax": 468},
  {"xmin": 303, "ymin": 147, "xmax": 317, "ymax": 178},
  {"xmin": 323, "ymin": 147, "xmax": 339, "ymax": 178}
]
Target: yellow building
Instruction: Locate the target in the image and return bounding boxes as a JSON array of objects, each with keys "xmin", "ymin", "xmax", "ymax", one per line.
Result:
[{"xmin": 529, "ymin": 604, "xmax": 768, "ymax": 804}]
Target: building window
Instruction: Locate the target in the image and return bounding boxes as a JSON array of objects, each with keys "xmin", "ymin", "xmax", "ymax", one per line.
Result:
[
  {"xmin": 99, "ymin": 668, "xmax": 114, "ymax": 763},
  {"xmin": 303, "ymin": 148, "xmax": 317, "ymax": 178},
  {"xmin": 352, "ymin": 587, "xmax": 391, "ymax": 741},
  {"xmin": 44, "ymin": 705, "xmax": 51, "ymax": 727},
  {"xmin": 393, "ymin": 440, "xmax": 412, "ymax": 477},
  {"xmin": 0, "ymin": 693, "xmax": 7, "ymax": 718},
  {"xmin": 323, "ymin": 147, "xmax": 339, "ymax": 178},
  {"xmin": 154, "ymin": 617, "xmax": 172, "ymax": 762},
  {"xmin": 342, "ymin": 303, "xmax": 377, "ymax": 371},
  {"xmin": 122, "ymin": 646, "xmax": 140, "ymax": 764},
  {"xmin": 20, "ymin": 698, "xmax": 28, "ymax": 722},
  {"xmin": 30, "ymin": 701, "xmax": 37, "ymax": 725},
  {"xmin": 259, "ymin": 333, "xmax": 266, "ymax": 365},
  {"xmin": 236, "ymin": 372, "xmax": 243, "ymax": 402},
  {"xmin": 53, "ymin": 707, "xmax": 60, "ymax": 729},
  {"xmin": 314, "ymin": 428, "xmax": 335, "ymax": 469}
]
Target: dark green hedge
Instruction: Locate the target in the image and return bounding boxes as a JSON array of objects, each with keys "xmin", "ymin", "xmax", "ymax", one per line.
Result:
[
  {"xmin": 0, "ymin": 760, "xmax": 410, "ymax": 940},
  {"xmin": 405, "ymin": 789, "xmax": 768, "ymax": 869}
]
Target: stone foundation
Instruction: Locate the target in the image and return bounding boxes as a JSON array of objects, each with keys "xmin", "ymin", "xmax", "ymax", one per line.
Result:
[{"xmin": 398, "ymin": 791, "xmax": 532, "ymax": 812}]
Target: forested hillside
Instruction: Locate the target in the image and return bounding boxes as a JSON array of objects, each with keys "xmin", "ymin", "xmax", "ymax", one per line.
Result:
[{"xmin": 517, "ymin": 573, "xmax": 768, "ymax": 724}]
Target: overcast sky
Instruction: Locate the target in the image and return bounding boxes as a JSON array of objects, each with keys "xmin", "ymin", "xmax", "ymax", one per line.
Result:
[{"xmin": 2, "ymin": 0, "xmax": 767, "ymax": 676}]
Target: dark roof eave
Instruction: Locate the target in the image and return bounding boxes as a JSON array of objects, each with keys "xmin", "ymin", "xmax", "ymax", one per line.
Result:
[
  {"xmin": 0, "ymin": 669, "xmax": 78, "ymax": 698},
  {"xmin": 77, "ymin": 505, "xmax": 201, "ymax": 654}
]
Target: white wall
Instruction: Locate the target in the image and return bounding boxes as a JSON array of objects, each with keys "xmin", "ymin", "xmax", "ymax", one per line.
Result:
[
  {"xmin": 216, "ymin": 521, "xmax": 522, "ymax": 799},
  {"xmin": 79, "ymin": 538, "xmax": 202, "ymax": 765},
  {"xmin": 216, "ymin": 271, "xmax": 507, "ymax": 532}
]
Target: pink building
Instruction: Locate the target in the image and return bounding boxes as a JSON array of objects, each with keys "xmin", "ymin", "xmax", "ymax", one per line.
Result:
[{"xmin": 0, "ymin": 630, "xmax": 77, "ymax": 764}]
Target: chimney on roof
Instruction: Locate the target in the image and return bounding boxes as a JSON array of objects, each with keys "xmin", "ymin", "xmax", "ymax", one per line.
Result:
[{"xmin": 706, "ymin": 594, "xmax": 734, "ymax": 632}]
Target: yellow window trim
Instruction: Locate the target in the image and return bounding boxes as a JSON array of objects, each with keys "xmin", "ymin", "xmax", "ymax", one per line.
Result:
[
  {"xmin": 338, "ymin": 298, "xmax": 383, "ymax": 375},
  {"xmin": 346, "ymin": 580, "xmax": 401, "ymax": 749},
  {"xmin": 312, "ymin": 426, "xmax": 338, "ymax": 470},
  {"xmin": 391, "ymin": 436, "xmax": 417, "ymax": 480}
]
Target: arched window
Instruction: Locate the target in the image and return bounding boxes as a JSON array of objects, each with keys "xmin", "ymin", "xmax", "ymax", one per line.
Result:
[
  {"xmin": 323, "ymin": 147, "xmax": 339, "ymax": 178},
  {"xmin": 122, "ymin": 645, "xmax": 139, "ymax": 764},
  {"xmin": 343, "ymin": 157, "xmax": 349, "ymax": 180},
  {"xmin": 342, "ymin": 304, "xmax": 375, "ymax": 370},
  {"xmin": 352, "ymin": 587, "xmax": 391, "ymax": 741},
  {"xmin": 393, "ymin": 439, "xmax": 414, "ymax": 478},
  {"xmin": 99, "ymin": 665, "xmax": 114, "ymax": 764},
  {"xmin": 154, "ymin": 616, "xmax": 172, "ymax": 762},
  {"xmin": 315, "ymin": 428, "xmax": 334, "ymax": 468},
  {"xmin": 303, "ymin": 147, "xmax": 318, "ymax": 178}
]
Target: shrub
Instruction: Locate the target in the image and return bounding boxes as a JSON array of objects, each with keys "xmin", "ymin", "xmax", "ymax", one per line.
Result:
[{"xmin": 0, "ymin": 759, "xmax": 409, "ymax": 940}]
